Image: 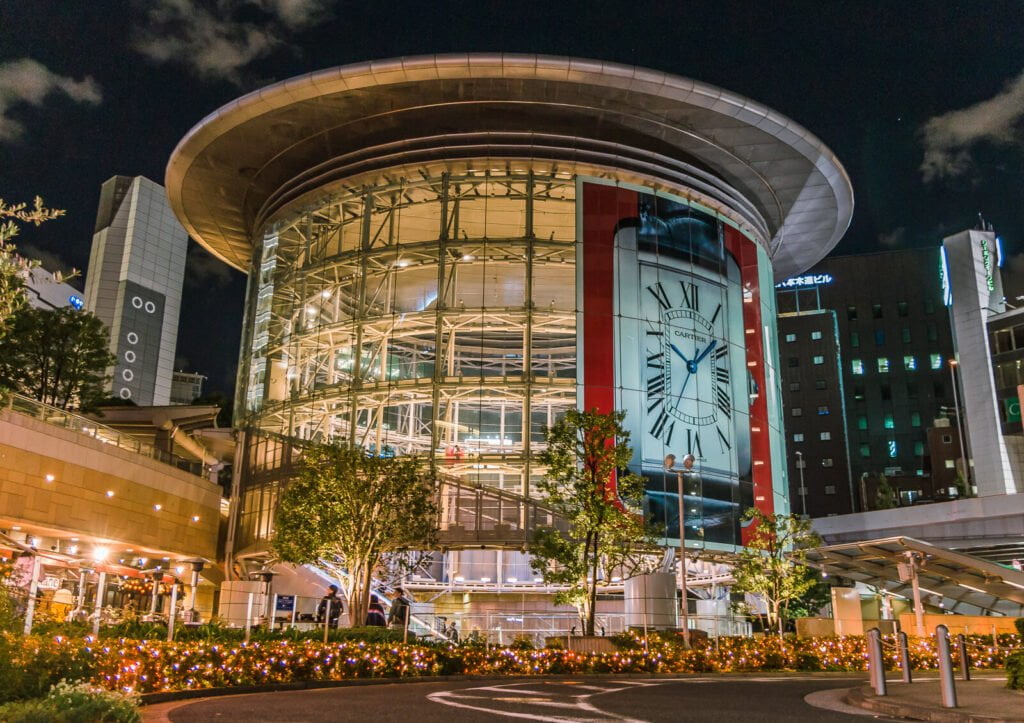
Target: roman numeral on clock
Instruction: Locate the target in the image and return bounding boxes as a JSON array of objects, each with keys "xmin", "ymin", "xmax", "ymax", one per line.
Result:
[
  {"xmin": 685, "ymin": 427, "xmax": 703, "ymax": 458},
  {"xmin": 717, "ymin": 425, "xmax": 732, "ymax": 453},
  {"xmin": 715, "ymin": 382, "xmax": 732, "ymax": 419},
  {"xmin": 650, "ymin": 407, "xmax": 674, "ymax": 445},
  {"xmin": 647, "ymin": 282, "xmax": 672, "ymax": 311},
  {"xmin": 647, "ymin": 371, "xmax": 667, "ymax": 398},
  {"xmin": 646, "ymin": 352, "xmax": 663, "ymax": 370},
  {"xmin": 680, "ymin": 281, "xmax": 699, "ymax": 311}
]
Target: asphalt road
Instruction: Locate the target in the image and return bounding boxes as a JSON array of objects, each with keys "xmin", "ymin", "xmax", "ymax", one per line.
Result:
[{"xmin": 154, "ymin": 675, "xmax": 893, "ymax": 722}]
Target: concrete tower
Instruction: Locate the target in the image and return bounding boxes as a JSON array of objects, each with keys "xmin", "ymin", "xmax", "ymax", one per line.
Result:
[{"xmin": 85, "ymin": 175, "xmax": 187, "ymax": 406}]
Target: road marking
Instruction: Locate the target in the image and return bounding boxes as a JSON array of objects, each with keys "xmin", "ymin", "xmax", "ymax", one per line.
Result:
[{"xmin": 428, "ymin": 681, "xmax": 650, "ymax": 722}]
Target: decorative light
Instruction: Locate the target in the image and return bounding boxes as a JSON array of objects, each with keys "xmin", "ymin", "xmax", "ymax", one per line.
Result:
[
  {"xmin": 192, "ymin": 515, "xmax": 201, "ymax": 522},
  {"xmin": 92, "ymin": 546, "xmax": 109, "ymax": 562},
  {"xmin": 153, "ymin": 504, "xmax": 162, "ymax": 511},
  {"xmin": 321, "ymin": 290, "xmax": 332, "ymax": 298},
  {"xmin": 106, "ymin": 490, "xmax": 115, "ymax": 497},
  {"xmin": 68, "ymin": 545, "xmax": 78, "ymax": 555},
  {"xmin": 44, "ymin": 474, "xmax": 55, "ymax": 482}
]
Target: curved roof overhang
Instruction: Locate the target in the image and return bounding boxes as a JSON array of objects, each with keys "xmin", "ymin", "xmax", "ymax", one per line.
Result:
[{"xmin": 166, "ymin": 54, "xmax": 853, "ymax": 278}]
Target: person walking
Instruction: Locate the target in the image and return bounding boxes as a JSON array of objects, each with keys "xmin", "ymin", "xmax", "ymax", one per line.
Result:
[{"xmin": 365, "ymin": 596, "xmax": 387, "ymax": 627}]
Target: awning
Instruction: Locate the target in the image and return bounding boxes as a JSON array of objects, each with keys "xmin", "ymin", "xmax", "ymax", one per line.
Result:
[{"xmin": 803, "ymin": 536, "xmax": 1024, "ymax": 616}]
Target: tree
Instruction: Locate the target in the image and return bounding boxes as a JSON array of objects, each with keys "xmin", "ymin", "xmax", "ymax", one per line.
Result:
[
  {"xmin": 875, "ymin": 473, "xmax": 896, "ymax": 509},
  {"xmin": 0, "ymin": 197, "xmax": 64, "ymax": 341},
  {"xmin": 0, "ymin": 306, "xmax": 115, "ymax": 411},
  {"xmin": 272, "ymin": 443, "xmax": 438, "ymax": 627},
  {"xmin": 730, "ymin": 508, "xmax": 822, "ymax": 636},
  {"xmin": 530, "ymin": 409, "xmax": 658, "ymax": 636}
]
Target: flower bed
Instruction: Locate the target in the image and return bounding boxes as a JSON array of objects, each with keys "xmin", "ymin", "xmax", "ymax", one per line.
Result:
[{"xmin": 0, "ymin": 631, "xmax": 1019, "ymax": 700}]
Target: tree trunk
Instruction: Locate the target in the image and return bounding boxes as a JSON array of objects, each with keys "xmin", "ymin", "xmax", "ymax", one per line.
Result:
[{"xmin": 586, "ymin": 532, "xmax": 600, "ymax": 636}]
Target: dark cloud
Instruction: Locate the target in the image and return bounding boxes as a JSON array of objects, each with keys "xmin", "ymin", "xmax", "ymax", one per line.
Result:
[{"xmin": 0, "ymin": 58, "xmax": 100, "ymax": 142}]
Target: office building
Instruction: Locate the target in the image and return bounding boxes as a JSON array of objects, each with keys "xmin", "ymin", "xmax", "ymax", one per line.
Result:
[
  {"xmin": 170, "ymin": 371, "xmax": 206, "ymax": 405},
  {"xmin": 165, "ymin": 54, "xmax": 852, "ymax": 623},
  {"xmin": 21, "ymin": 265, "xmax": 84, "ymax": 311},
  {"xmin": 84, "ymin": 175, "xmax": 188, "ymax": 406}
]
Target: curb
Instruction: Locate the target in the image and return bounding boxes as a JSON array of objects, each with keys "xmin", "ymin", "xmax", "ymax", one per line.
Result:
[{"xmin": 845, "ymin": 685, "xmax": 1024, "ymax": 723}]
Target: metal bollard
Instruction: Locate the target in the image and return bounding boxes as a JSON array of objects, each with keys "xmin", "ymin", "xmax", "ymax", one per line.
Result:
[
  {"xmin": 867, "ymin": 628, "xmax": 887, "ymax": 696},
  {"xmin": 936, "ymin": 624, "xmax": 958, "ymax": 708},
  {"xmin": 898, "ymin": 631, "xmax": 912, "ymax": 684},
  {"xmin": 956, "ymin": 633, "xmax": 971, "ymax": 681}
]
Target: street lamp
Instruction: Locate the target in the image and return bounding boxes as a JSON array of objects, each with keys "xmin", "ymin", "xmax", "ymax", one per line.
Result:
[
  {"xmin": 795, "ymin": 450, "xmax": 807, "ymax": 517},
  {"xmin": 664, "ymin": 452, "xmax": 694, "ymax": 648},
  {"xmin": 949, "ymin": 359, "xmax": 970, "ymax": 493}
]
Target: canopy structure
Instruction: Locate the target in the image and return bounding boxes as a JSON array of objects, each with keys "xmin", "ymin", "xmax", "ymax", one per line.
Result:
[{"xmin": 803, "ymin": 536, "xmax": 1024, "ymax": 617}]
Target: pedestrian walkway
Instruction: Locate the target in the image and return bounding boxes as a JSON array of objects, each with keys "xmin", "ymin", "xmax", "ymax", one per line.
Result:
[{"xmin": 847, "ymin": 677, "xmax": 1024, "ymax": 722}]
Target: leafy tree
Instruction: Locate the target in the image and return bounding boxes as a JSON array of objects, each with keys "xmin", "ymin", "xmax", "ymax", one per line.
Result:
[
  {"xmin": 272, "ymin": 443, "xmax": 438, "ymax": 627},
  {"xmin": 0, "ymin": 306, "xmax": 115, "ymax": 410},
  {"xmin": 530, "ymin": 409, "xmax": 658, "ymax": 636},
  {"xmin": 730, "ymin": 508, "xmax": 822, "ymax": 636},
  {"xmin": 0, "ymin": 196, "xmax": 64, "ymax": 341},
  {"xmin": 875, "ymin": 473, "xmax": 896, "ymax": 509}
]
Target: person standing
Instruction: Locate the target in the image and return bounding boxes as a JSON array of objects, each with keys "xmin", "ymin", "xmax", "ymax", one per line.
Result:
[
  {"xmin": 317, "ymin": 584, "xmax": 343, "ymax": 628},
  {"xmin": 388, "ymin": 588, "xmax": 411, "ymax": 631},
  {"xmin": 365, "ymin": 596, "xmax": 387, "ymax": 627}
]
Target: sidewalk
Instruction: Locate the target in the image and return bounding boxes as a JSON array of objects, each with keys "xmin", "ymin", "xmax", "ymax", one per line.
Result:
[{"xmin": 846, "ymin": 678, "xmax": 1024, "ymax": 722}]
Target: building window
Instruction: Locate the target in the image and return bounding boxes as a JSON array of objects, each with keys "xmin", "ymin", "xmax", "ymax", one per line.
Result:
[
  {"xmin": 898, "ymin": 301, "xmax": 909, "ymax": 317},
  {"xmin": 817, "ymin": 405, "xmax": 830, "ymax": 415},
  {"xmin": 881, "ymin": 384, "xmax": 892, "ymax": 401},
  {"xmin": 824, "ymin": 485, "xmax": 837, "ymax": 495},
  {"xmin": 822, "ymin": 457, "xmax": 834, "ymax": 467},
  {"xmin": 884, "ymin": 413, "xmax": 894, "ymax": 429},
  {"xmin": 904, "ymin": 355, "xmax": 917, "ymax": 371},
  {"xmin": 875, "ymin": 329, "xmax": 886, "ymax": 347},
  {"xmin": 791, "ymin": 407, "xmax": 803, "ymax": 417},
  {"xmin": 888, "ymin": 440, "xmax": 898, "ymax": 458},
  {"xmin": 911, "ymin": 411, "xmax": 921, "ymax": 427},
  {"xmin": 789, "ymin": 381, "xmax": 801, "ymax": 392},
  {"xmin": 850, "ymin": 331, "xmax": 860, "ymax": 348},
  {"xmin": 877, "ymin": 357, "xmax": 890, "ymax": 373},
  {"xmin": 930, "ymin": 353, "xmax": 943, "ymax": 370},
  {"xmin": 857, "ymin": 416, "xmax": 868, "ymax": 430},
  {"xmin": 945, "ymin": 459, "xmax": 955, "ymax": 469},
  {"xmin": 847, "ymin": 306, "xmax": 858, "ymax": 321},
  {"xmin": 813, "ymin": 355, "xmax": 825, "ymax": 365},
  {"xmin": 914, "ymin": 441, "xmax": 925, "ymax": 456},
  {"xmin": 872, "ymin": 304, "xmax": 883, "ymax": 319},
  {"xmin": 927, "ymin": 323, "xmax": 938, "ymax": 341},
  {"xmin": 902, "ymin": 327, "xmax": 912, "ymax": 343},
  {"xmin": 793, "ymin": 433, "xmax": 805, "ymax": 442},
  {"xmin": 859, "ymin": 443, "xmax": 871, "ymax": 457},
  {"xmin": 907, "ymin": 382, "xmax": 918, "ymax": 399},
  {"xmin": 815, "ymin": 379, "xmax": 827, "ymax": 390},
  {"xmin": 942, "ymin": 434, "xmax": 952, "ymax": 444},
  {"xmin": 851, "ymin": 359, "xmax": 864, "ymax": 375},
  {"xmin": 785, "ymin": 333, "xmax": 796, "ymax": 343},
  {"xmin": 853, "ymin": 384, "xmax": 865, "ymax": 401},
  {"xmin": 820, "ymin": 431, "xmax": 831, "ymax": 440},
  {"xmin": 811, "ymin": 330, "xmax": 823, "ymax": 341},
  {"xmin": 934, "ymin": 381, "xmax": 945, "ymax": 397},
  {"xmin": 789, "ymin": 357, "xmax": 800, "ymax": 367}
]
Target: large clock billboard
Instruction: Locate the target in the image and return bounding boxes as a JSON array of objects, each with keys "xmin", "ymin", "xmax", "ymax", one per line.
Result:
[{"xmin": 578, "ymin": 181, "xmax": 784, "ymax": 549}]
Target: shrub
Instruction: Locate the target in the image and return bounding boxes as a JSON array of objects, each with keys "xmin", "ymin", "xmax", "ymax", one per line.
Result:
[
  {"xmin": 0, "ymin": 681, "xmax": 139, "ymax": 722},
  {"xmin": 1007, "ymin": 651, "xmax": 1024, "ymax": 691},
  {"xmin": 1016, "ymin": 618, "xmax": 1024, "ymax": 638},
  {"xmin": 509, "ymin": 635, "xmax": 535, "ymax": 650}
]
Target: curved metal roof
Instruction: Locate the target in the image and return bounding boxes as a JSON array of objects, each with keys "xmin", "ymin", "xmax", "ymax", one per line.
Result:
[{"xmin": 166, "ymin": 54, "xmax": 853, "ymax": 276}]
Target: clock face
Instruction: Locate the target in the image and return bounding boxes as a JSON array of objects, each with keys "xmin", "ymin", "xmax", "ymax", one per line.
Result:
[{"xmin": 641, "ymin": 264, "xmax": 735, "ymax": 473}]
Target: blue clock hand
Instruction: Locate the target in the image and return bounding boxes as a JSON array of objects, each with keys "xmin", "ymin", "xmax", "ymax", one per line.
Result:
[
  {"xmin": 669, "ymin": 342, "xmax": 692, "ymax": 365},
  {"xmin": 694, "ymin": 339, "xmax": 717, "ymax": 365}
]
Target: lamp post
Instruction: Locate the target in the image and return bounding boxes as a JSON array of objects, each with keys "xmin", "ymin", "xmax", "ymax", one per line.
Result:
[
  {"xmin": 795, "ymin": 450, "xmax": 807, "ymax": 517},
  {"xmin": 664, "ymin": 453, "xmax": 692, "ymax": 648},
  {"xmin": 949, "ymin": 359, "xmax": 970, "ymax": 492}
]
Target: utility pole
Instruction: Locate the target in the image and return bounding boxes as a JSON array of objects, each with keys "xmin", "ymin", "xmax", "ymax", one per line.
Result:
[{"xmin": 664, "ymin": 453, "xmax": 692, "ymax": 648}]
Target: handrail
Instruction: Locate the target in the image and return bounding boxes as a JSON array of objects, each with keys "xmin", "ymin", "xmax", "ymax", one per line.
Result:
[{"xmin": 4, "ymin": 392, "xmax": 206, "ymax": 477}]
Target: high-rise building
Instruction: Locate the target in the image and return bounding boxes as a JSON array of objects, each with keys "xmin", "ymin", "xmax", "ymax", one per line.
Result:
[
  {"xmin": 84, "ymin": 175, "xmax": 188, "ymax": 406},
  {"xmin": 21, "ymin": 265, "xmax": 84, "ymax": 311},
  {"xmin": 170, "ymin": 371, "xmax": 206, "ymax": 405},
  {"xmin": 777, "ymin": 248, "xmax": 956, "ymax": 513}
]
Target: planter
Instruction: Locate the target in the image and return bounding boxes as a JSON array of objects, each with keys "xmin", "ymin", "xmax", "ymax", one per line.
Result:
[{"xmin": 545, "ymin": 635, "xmax": 619, "ymax": 654}]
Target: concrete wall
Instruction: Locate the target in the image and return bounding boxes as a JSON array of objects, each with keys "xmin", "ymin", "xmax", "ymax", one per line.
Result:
[{"xmin": 0, "ymin": 409, "xmax": 220, "ymax": 559}]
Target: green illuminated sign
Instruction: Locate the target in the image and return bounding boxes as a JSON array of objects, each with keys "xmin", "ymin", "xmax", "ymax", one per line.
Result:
[{"xmin": 1004, "ymin": 396, "xmax": 1020, "ymax": 423}]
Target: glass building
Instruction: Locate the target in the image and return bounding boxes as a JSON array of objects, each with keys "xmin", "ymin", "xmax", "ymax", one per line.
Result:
[{"xmin": 166, "ymin": 55, "xmax": 852, "ymax": 598}]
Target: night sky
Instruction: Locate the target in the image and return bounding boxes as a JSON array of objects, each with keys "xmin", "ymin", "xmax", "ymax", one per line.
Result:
[{"xmin": 2, "ymin": 0, "xmax": 1023, "ymax": 395}]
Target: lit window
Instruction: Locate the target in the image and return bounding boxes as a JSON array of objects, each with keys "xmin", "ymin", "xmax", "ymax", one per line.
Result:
[
  {"xmin": 888, "ymin": 440, "xmax": 898, "ymax": 458},
  {"xmin": 817, "ymin": 405, "xmax": 830, "ymax": 415},
  {"xmin": 813, "ymin": 355, "xmax": 825, "ymax": 365},
  {"xmin": 791, "ymin": 407, "xmax": 803, "ymax": 417},
  {"xmin": 785, "ymin": 333, "xmax": 796, "ymax": 343},
  {"xmin": 877, "ymin": 357, "xmax": 890, "ymax": 373},
  {"xmin": 860, "ymin": 443, "xmax": 871, "ymax": 458},
  {"xmin": 930, "ymin": 353, "xmax": 943, "ymax": 370},
  {"xmin": 822, "ymin": 458, "xmax": 834, "ymax": 467},
  {"xmin": 904, "ymin": 355, "xmax": 917, "ymax": 371},
  {"xmin": 824, "ymin": 485, "xmax": 837, "ymax": 495},
  {"xmin": 793, "ymin": 433, "xmax": 804, "ymax": 442},
  {"xmin": 820, "ymin": 431, "xmax": 831, "ymax": 440},
  {"xmin": 911, "ymin": 412, "xmax": 921, "ymax": 427},
  {"xmin": 851, "ymin": 331, "xmax": 860, "ymax": 348},
  {"xmin": 815, "ymin": 379, "xmax": 827, "ymax": 390},
  {"xmin": 789, "ymin": 381, "xmax": 801, "ymax": 392},
  {"xmin": 902, "ymin": 328, "xmax": 912, "ymax": 343},
  {"xmin": 884, "ymin": 414, "xmax": 894, "ymax": 429},
  {"xmin": 857, "ymin": 416, "xmax": 868, "ymax": 430},
  {"xmin": 914, "ymin": 441, "xmax": 924, "ymax": 456},
  {"xmin": 945, "ymin": 459, "xmax": 955, "ymax": 469},
  {"xmin": 875, "ymin": 330, "xmax": 885, "ymax": 347},
  {"xmin": 851, "ymin": 359, "xmax": 864, "ymax": 375},
  {"xmin": 811, "ymin": 331, "xmax": 823, "ymax": 341}
]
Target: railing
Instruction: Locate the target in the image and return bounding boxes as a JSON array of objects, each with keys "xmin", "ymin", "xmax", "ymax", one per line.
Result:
[{"xmin": 4, "ymin": 393, "xmax": 205, "ymax": 476}]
